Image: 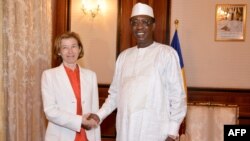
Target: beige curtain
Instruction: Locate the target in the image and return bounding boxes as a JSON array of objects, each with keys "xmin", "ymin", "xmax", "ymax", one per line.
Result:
[
  {"xmin": 2, "ymin": 0, "xmax": 52, "ymax": 141},
  {"xmin": 0, "ymin": 0, "xmax": 6, "ymax": 140}
]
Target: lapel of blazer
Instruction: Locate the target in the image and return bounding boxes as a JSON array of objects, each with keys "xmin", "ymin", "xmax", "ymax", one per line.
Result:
[
  {"xmin": 57, "ymin": 64, "xmax": 76, "ymax": 102},
  {"xmin": 79, "ymin": 68, "xmax": 87, "ymax": 103}
]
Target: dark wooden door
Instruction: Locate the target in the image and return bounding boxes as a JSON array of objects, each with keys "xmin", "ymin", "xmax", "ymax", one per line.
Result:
[{"xmin": 52, "ymin": 0, "xmax": 70, "ymax": 67}]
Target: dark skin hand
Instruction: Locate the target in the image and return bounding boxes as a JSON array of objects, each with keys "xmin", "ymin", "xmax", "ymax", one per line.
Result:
[
  {"xmin": 87, "ymin": 113, "xmax": 100, "ymax": 124},
  {"xmin": 81, "ymin": 114, "xmax": 100, "ymax": 130},
  {"xmin": 166, "ymin": 137, "xmax": 175, "ymax": 141}
]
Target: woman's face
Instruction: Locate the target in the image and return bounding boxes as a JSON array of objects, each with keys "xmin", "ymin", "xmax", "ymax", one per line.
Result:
[{"xmin": 59, "ymin": 37, "xmax": 81, "ymax": 65}]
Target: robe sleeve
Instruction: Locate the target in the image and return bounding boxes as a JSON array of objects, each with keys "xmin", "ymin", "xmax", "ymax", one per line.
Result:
[
  {"xmin": 96, "ymin": 51, "xmax": 126, "ymax": 122},
  {"xmin": 164, "ymin": 48, "xmax": 187, "ymax": 136}
]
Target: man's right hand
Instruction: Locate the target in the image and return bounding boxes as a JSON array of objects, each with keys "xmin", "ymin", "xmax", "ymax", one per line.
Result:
[
  {"xmin": 82, "ymin": 114, "xmax": 98, "ymax": 130},
  {"xmin": 87, "ymin": 113, "xmax": 100, "ymax": 124}
]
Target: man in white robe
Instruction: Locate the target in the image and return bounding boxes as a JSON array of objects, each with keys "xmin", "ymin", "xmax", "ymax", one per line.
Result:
[{"xmin": 89, "ymin": 2, "xmax": 187, "ymax": 141}]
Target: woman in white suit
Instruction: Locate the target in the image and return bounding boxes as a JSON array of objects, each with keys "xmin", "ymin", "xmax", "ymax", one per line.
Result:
[{"xmin": 41, "ymin": 32, "xmax": 101, "ymax": 141}]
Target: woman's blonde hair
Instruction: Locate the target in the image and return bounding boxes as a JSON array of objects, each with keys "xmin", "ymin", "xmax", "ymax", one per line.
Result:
[{"xmin": 54, "ymin": 32, "xmax": 84, "ymax": 63}]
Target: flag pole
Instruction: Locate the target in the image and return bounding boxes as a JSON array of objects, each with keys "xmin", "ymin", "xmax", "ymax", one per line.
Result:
[
  {"xmin": 173, "ymin": 19, "xmax": 187, "ymax": 94},
  {"xmin": 173, "ymin": 19, "xmax": 187, "ymax": 140},
  {"xmin": 174, "ymin": 19, "xmax": 179, "ymax": 29}
]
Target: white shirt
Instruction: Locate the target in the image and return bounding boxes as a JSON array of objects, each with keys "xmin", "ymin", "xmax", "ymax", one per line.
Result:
[{"xmin": 97, "ymin": 42, "xmax": 187, "ymax": 141}]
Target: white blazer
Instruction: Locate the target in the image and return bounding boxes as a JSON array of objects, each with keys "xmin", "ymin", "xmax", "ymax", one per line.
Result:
[{"xmin": 41, "ymin": 64, "xmax": 101, "ymax": 141}]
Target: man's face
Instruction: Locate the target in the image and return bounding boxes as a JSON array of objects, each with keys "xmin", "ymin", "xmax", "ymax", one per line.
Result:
[{"xmin": 130, "ymin": 15, "xmax": 155, "ymax": 47}]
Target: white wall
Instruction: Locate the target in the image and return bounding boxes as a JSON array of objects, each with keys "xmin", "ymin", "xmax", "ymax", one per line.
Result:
[
  {"xmin": 71, "ymin": 0, "xmax": 117, "ymax": 84},
  {"xmin": 171, "ymin": 0, "xmax": 250, "ymax": 88}
]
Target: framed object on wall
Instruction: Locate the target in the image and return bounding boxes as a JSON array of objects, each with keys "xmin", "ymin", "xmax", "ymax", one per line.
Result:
[{"xmin": 215, "ymin": 4, "xmax": 247, "ymax": 41}]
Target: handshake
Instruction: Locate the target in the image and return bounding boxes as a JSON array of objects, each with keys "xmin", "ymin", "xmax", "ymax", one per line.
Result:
[{"xmin": 82, "ymin": 113, "xmax": 100, "ymax": 130}]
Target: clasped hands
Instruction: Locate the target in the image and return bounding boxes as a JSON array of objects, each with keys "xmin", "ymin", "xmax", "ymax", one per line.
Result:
[{"xmin": 81, "ymin": 113, "xmax": 100, "ymax": 130}]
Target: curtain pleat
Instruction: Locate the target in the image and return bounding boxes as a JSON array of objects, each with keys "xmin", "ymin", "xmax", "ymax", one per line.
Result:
[{"xmin": 3, "ymin": 0, "xmax": 52, "ymax": 141}]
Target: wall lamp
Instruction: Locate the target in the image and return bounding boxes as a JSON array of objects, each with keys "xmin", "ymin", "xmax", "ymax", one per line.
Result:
[{"xmin": 81, "ymin": 0, "xmax": 103, "ymax": 18}]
